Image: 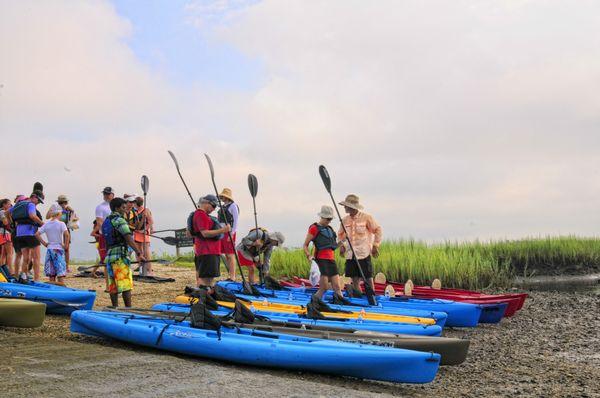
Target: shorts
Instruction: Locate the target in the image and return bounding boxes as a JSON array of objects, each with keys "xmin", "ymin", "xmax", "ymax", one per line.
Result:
[
  {"xmin": 107, "ymin": 258, "xmax": 133, "ymax": 294},
  {"xmin": 344, "ymin": 256, "xmax": 373, "ymax": 279},
  {"xmin": 316, "ymin": 258, "xmax": 339, "ymax": 277},
  {"xmin": 0, "ymin": 232, "xmax": 11, "ymax": 245},
  {"xmin": 11, "ymin": 232, "xmax": 21, "ymax": 253},
  {"xmin": 237, "ymin": 250, "xmax": 255, "ymax": 267},
  {"xmin": 15, "ymin": 235, "xmax": 40, "ymax": 249},
  {"xmin": 44, "ymin": 248, "xmax": 67, "ymax": 277},
  {"xmin": 220, "ymin": 233, "xmax": 236, "ymax": 254},
  {"xmin": 96, "ymin": 235, "xmax": 107, "ymax": 263},
  {"xmin": 195, "ymin": 255, "xmax": 221, "ymax": 278}
]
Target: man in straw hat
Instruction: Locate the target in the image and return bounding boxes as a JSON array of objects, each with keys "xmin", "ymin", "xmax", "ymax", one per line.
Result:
[
  {"xmin": 337, "ymin": 194, "xmax": 382, "ymax": 294},
  {"xmin": 217, "ymin": 188, "xmax": 239, "ymax": 280}
]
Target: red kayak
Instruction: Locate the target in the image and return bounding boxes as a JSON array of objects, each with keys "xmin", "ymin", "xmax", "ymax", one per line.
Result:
[{"xmin": 288, "ymin": 277, "xmax": 527, "ymax": 317}]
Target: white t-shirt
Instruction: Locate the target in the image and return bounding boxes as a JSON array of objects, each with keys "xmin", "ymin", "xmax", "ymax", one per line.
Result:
[
  {"xmin": 38, "ymin": 220, "xmax": 68, "ymax": 250},
  {"xmin": 95, "ymin": 201, "xmax": 111, "ymax": 220}
]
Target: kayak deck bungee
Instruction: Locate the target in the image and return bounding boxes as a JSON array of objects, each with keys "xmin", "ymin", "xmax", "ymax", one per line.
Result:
[
  {"xmin": 268, "ymin": 281, "xmax": 483, "ymax": 327},
  {"xmin": 0, "ymin": 281, "xmax": 96, "ymax": 315},
  {"xmin": 71, "ymin": 310, "xmax": 441, "ymax": 383},
  {"xmin": 119, "ymin": 306, "xmax": 468, "ymax": 365},
  {"xmin": 0, "ymin": 298, "xmax": 46, "ymax": 328},
  {"xmin": 153, "ymin": 303, "xmax": 443, "ymax": 336},
  {"xmin": 217, "ymin": 281, "xmax": 448, "ymax": 327},
  {"xmin": 175, "ymin": 295, "xmax": 438, "ymax": 326}
]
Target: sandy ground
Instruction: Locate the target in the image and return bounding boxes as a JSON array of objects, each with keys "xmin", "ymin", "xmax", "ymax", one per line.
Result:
[{"xmin": 1, "ymin": 263, "xmax": 599, "ymax": 398}]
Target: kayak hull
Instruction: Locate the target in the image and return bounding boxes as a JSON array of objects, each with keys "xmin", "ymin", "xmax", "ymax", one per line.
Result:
[
  {"xmin": 71, "ymin": 310, "xmax": 441, "ymax": 383},
  {"xmin": 0, "ymin": 281, "xmax": 96, "ymax": 315},
  {"xmin": 0, "ymin": 298, "xmax": 46, "ymax": 328}
]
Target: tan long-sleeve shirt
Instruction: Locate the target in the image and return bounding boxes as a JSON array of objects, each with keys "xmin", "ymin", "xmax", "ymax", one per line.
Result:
[{"xmin": 337, "ymin": 211, "xmax": 382, "ymax": 260}]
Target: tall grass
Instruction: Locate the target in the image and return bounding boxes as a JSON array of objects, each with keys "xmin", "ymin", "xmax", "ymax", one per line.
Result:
[{"xmin": 269, "ymin": 236, "xmax": 600, "ymax": 290}]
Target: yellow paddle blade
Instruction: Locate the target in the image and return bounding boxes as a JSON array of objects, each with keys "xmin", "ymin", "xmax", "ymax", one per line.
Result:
[
  {"xmin": 432, "ymin": 278, "xmax": 442, "ymax": 290},
  {"xmin": 374, "ymin": 272, "xmax": 386, "ymax": 284},
  {"xmin": 174, "ymin": 295, "xmax": 435, "ymax": 325}
]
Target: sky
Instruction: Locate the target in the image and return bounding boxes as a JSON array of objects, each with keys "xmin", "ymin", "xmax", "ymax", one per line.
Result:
[{"xmin": 1, "ymin": 0, "xmax": 600, "ymax": 260}]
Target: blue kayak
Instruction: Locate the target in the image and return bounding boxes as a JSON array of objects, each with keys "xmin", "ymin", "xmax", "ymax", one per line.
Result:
[
  {"xmin": 152, "ymin": 302, "xmax": 443, "ymax": 336},
  {"xmin": 0, "ymin": 281, "xmax": 96, "ymax": 315},
  {"xmin": 218, "ymin": 281, "xmax": 483, "ymax": 327},
  {"xmin": 71, "ymin": 310, "xmax": 440, "ymax": 383},
  {"xmin": 216, "ymin": 281, "xmax": 449, "ymax": 327}
]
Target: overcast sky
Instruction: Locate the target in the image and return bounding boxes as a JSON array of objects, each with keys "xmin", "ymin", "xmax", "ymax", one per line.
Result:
[{"xmin": 1, "ymin": 0, "xmax": 599, "ymax": 260}]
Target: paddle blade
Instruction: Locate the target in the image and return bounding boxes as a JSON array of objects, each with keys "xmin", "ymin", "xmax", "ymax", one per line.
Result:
[
  {"xmin": 167, "ymin": 150, "xmax": 180, "ymax": 169},
  {"xmin": 318, "ymin": 165, "xmax": 331, "ymax": 192},
  {"xmin": 248, "ymin": 174, "xmax": 258, "ymax": 198},
  {"xmin": 162, "ymin": 236, "xmax": 178, "ymax": 246},
  {"xmin": 204, "ymin": 153, "xmax": 215, "ymax": 179},
  {"xmin": 141, "ymin": 175, "xmax": 149, "ymax": 195}
]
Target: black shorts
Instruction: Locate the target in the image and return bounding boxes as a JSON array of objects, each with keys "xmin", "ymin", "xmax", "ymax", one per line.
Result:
[
  {"xmin": 15, "ymin": 235, "xmax": 40, "ymax": 249},
  {"xmin": 344, "ymin": 256, "xmax": 373, "ymax": 279},
  {"xmin": 316, "ymin": 259, "xmax": 339, "ymax": 277},
  {"xmin": 11, "ymin": 232, "xmax": 21, "ymax": 252},
  {"xmin": 195, "ymin": 255, "xmax": 221, "ymax": 278}
]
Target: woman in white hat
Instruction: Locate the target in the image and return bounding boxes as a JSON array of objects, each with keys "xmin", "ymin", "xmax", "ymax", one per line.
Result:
[{"xmin": 302, "ymin": 205, "xmax": 347, "ymax": 302}]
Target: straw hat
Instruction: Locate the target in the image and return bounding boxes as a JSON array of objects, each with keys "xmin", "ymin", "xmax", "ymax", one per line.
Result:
[
  {"xmin": 56, "ymin": 194, "xmax": 69, "ymax": 203},
  {"xmin": 219, "ymin": 188, "xmax": 234, "ymax": 202},
  {"xmin": 317, "ymin": 205, "xmax": 334, "ymax": 219},
  {"xmin": 338, "ymin": 194, "xmax": 363, "ymax": 211}
]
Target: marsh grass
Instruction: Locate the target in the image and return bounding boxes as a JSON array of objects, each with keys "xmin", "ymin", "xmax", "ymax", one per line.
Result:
[{"xmin": 268, "ymin": 236, "xmax": 600, "ymax": 289}]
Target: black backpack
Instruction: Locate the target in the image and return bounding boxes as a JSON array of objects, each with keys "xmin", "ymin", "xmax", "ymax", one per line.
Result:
[{"xmin": 186, "ymin": 210, "xmax": 224, "ymax": 240}]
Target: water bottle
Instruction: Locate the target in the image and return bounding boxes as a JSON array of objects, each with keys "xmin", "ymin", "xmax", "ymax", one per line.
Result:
[
  {"xmin": 262, "ymin": 297, "xmax": 268, "ymax": 306},
  {"xmin": 250, "ymin": 304, "xmax": 256, "ymax": 313},
  {"xmin": 288, "ymin": 292, "xmax": 293, "ymax": 301}
]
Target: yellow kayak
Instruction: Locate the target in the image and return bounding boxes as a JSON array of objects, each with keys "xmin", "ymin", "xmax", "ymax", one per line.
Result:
[{"xmin": 175, "ymin": 295, "xmax": 436, "ymax": 325}]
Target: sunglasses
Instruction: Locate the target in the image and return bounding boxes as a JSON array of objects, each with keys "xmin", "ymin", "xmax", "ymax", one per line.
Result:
[{"xmin": 324, "ymin": 217, "xmax": 333, "ymax": 221}]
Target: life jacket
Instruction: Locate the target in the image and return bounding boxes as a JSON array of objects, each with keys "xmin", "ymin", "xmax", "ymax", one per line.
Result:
[
  {"xmin": 311, "ymin": 223, "xmax": 337, "ymax": 252},
  {"xmin": 123, "ymin": 209, "xmax": 138, "ymax": 230},
  {"xmin": 10, "ymin": 201, "xmax": 34, "ymax": 225},
  {"xmin": 246, "ymin": 227, "xmax": 270, "ymax": 257},
  {"xmin": 217, "ymin": 202, "xmax": 239, "ymax": 226},
  {"xmin": 102, "ymin": 214, "xmax": 127, "ymax": 249},
  {"xmin": 186, "ymin": 210, "xmax": 223, "ymax": 241}
]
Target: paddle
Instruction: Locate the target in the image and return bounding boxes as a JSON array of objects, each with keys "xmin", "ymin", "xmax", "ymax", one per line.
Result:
[
  {"xmin": 247, "ymin": 173, "xmax": 264, "ymax": 285},
  {"xmin": 318, "ymin": 165, "xmax": 377, "ymax": 305},
  {"xmin": 168, "ymin": 150, "xmax": 198, "ymax": 209},
  {"xmin": 77, "ymin": 259, "xmax": 173, "ymax": 271},
  {"xmin": 139, "ymin": 175, "xmax": 150, "ymax": 276},
  {"xmin": 149, "ymin": 235, "xmax": 179, "ymax": 246},
  {"xmin": 204, "ymin": 154, "xmax": 254, "ymax": 296}
]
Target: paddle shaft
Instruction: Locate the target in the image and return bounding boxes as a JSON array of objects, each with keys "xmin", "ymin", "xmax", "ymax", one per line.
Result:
[
  {"xmin": 168, "ymin": 151, "xmax": 198, "ymax": 210},
  {"xmin": 249, "ymin": 183, "xmax": 264, "ymax": 285},
  {"xmin": 205, "ymin": 154, "xmax": 249, "ymax": 289},
  {"xmin": 319, "ymin": 166, "xmax": 376, "ymax": 305}
]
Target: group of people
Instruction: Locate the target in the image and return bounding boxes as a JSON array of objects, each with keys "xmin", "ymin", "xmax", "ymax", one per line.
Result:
[
  {"xmin": 1, "ymin": 181, "xmax": 383, "ymax": 310},
  {"xmin": 0, "ymin": 184, "xmax": 79, "ymax": 285}
]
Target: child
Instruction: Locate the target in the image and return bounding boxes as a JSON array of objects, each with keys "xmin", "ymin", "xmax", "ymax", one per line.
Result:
[{"xmin": 35, "ymin": 204, "xmax": 69, "ymax": 285}]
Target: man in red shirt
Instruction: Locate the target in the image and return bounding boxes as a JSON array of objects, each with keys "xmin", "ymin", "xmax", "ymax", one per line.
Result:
[{"xmin": 193, "ymin": 194, "xmax": 230, "ymax": 287}]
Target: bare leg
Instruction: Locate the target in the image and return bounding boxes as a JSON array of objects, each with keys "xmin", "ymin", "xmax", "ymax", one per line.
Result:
[
  {"xmin": 143, "ymin": 242, "xmax": 153, "ymax": 275},
  {"xmin": 56, "ymin": 276, "xmax": 65, "ymax": 286},
  {"xmin": 315, "ymin": 275, "xmax": 329, "ymax": 299},
  {"xmin": 14, "ymin": 250, "xmax": 22, "ymax": 277},
  {"xmin": 330, "ymin": 275, "xmax": 343, "ymax": 297},
  {"xmin": 32, "ymin": 246, "xmax": 41, "ymax": 281},
  {"xmin": 199, "ymin": 277, "xmax": 214, "ymax": 287},
  {"xmin": 109, "ymin": 293, "xmax": 119, "ymax": 307},
  {"xmin": 247, "ymin": 267, "xmax": 255, "ymax": 284},
  {"xmin": 65, "ymin": 247, "xmax": 70, "ymax": 272},
  {"xmin": 5, "ymin": 243, "xmax": 14, "ymax": 276},
  {"xmin": 20, "ymin": 248, "xmax": 32, "ymax": 276},
  {"xmin": 123, "ymin": 290, "xmax": 132, "ymax": 307},
  {"xmin": 226, "ymin": 254, "xmax": 236, "ymax": 280},
  {"xmin": 351, "ymin": 276, "xmax": 361, "ymax": 292}
]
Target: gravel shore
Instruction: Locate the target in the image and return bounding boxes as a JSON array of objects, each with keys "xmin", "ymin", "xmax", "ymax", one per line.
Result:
[{"xmin": 2, "ymin": 264, "xmax": 599, "ymax": 397}]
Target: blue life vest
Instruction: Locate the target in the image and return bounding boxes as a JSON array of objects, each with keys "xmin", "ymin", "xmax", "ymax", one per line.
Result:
[
  {"xmin": 102, "ymin": 214, "xmax": 127, "ymax": 249},
  {"xmin": 311, "ymin": 223, "xmax": 337, "ymax": 252}
]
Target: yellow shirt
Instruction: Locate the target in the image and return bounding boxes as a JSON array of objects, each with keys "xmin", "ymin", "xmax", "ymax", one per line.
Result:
[{"xmin": 337, "ymin": 211, "xmax": 382, "ymax": 260}]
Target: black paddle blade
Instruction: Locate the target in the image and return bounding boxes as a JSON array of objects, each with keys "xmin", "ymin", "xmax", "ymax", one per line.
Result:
[
  {"xmin": 167, "ymin": 150, "xmax": 180, "ymax": 169},
  {"xmin": 318, "ymin": 165, "xmax": 331, "ymax": 192},
  {"xmin": 204, "ymin": 153, "xmax": 215, "ymax": 179},
  {"xmin": 141, "ymin": 175, "xmax": 149, "ymax": 195},
  {"xmin": 248, "ymin": 174, "xmax": 258, "ymax": 198},
  {"xmin": 161, "ymin": 236, "xmax": 179, "ymax": 246}
]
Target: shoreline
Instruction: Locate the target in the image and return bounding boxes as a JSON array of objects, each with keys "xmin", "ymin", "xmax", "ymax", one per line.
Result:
[{"xmin": 2, "ymin": 264, "xmax": 599, "ymax": 397}]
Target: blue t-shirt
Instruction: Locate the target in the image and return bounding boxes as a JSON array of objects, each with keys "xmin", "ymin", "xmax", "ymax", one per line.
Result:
[{"xmin": 14, "ymin": 202, "xmax": 38, "ymax": 237}]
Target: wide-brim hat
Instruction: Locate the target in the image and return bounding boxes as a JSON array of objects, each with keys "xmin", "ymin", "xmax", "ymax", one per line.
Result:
[
  {"xmin": 56, "ymin": 194, "xmax": 68, "ymax": 203},
  {"xmin": 338, "ymin": 194, "xmax": 363, "ymax": 211},
  {"xmin": 318, "ymin": 205, "xmax": 334, "ymax": 219},
  {"xmin": 219, "ymin": 188, "xmax": 234, "ymax": 202},
  {"xmin": 268, "ymin": 231, "xmax": 285, "ymax": 245},
  {"xmin": 102, "ymin": 186, "xmax": 114, "ymax": 195},
  {"xmin": 31, "ymin": 190, "xmax": 44, "ymax": 204}
]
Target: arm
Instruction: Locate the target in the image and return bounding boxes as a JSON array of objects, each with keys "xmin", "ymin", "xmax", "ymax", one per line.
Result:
[
  {"xmin": 91, "ymin": 217, "xmax": 102, "ymax": 237},
  {"xmin": 124, "ymin": 234, "xmax": 144, "ymax": 260},
  {"xmin": 200, "ymin": 225, "xmax": 230, "ymax": 238},
  {"xmin": 229, "ymin": 204, "xmax": 239, "ymax": 233},
  {"xmin": 262, "ymin": 245, "xmax": 274, "ymax": 268},
  {"xmin": 35, "ymin": 229, "xmax": 48, "ymax": 248},
  {"xmin": 29, "ymin": 206, "xmax": 43, "ymax": 226},
  {"xmin": 367, "ymin": 215, "xmax": 383, "ymax": 257},
  {"xmin": 45, "ymin": 209, "xmax": 52, "ymax": 220},
  {"xmin": 63, "ymin": 229, "xmax": 70, "ymax": 250},
  {"xmin": 145, "ymin": 208, "xmax": 154, "ymax": 234},
  {"xmin": 302, "ymin": 232, "xmax": 316, "ymax": 261}
]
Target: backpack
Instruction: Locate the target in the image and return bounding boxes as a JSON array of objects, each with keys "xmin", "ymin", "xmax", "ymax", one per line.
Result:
[
  {"xmin": 10, "ymin": 201, "xmax": 34, "ymax": 225},
  {"xmin": 310, "ymin": 223, "xmax": 337, "ymax": 252},
  {"xmin": 217, "ymin": 202, "xmax": 239, "ymax": 226},
  {"xmin": 187, "ymin": 210, "xmax": 224, "ymax": 241},
  {"xmin": 102, "ymin": 214, "xmax": 127, "ymax": 249}
]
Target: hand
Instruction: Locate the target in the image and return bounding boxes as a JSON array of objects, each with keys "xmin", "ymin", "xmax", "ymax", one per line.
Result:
[
  {"xmin": 253, "ymin": 239, "xmax": 264, "ymax": 247},
  {"xmin": 339, "ymin": 245, "xmax": 346, "ymax": 255},
  {"xmin": 222, "ymin": 224, "xmax": 231, "ymax": 233},
  {"xmin": 42, "ymin": 242, "xmax": 48, "ymax": 248},
  {"xmin": 308, "ymin": 255, "xmax": 315, "ymax": 263},
  {"xmin": 371, "ymin": 246, "xmax": 380, "ymax": 258},
  {"xmin": 137, "ymin": 253, "xmax": 147, "ymax": 262}
]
